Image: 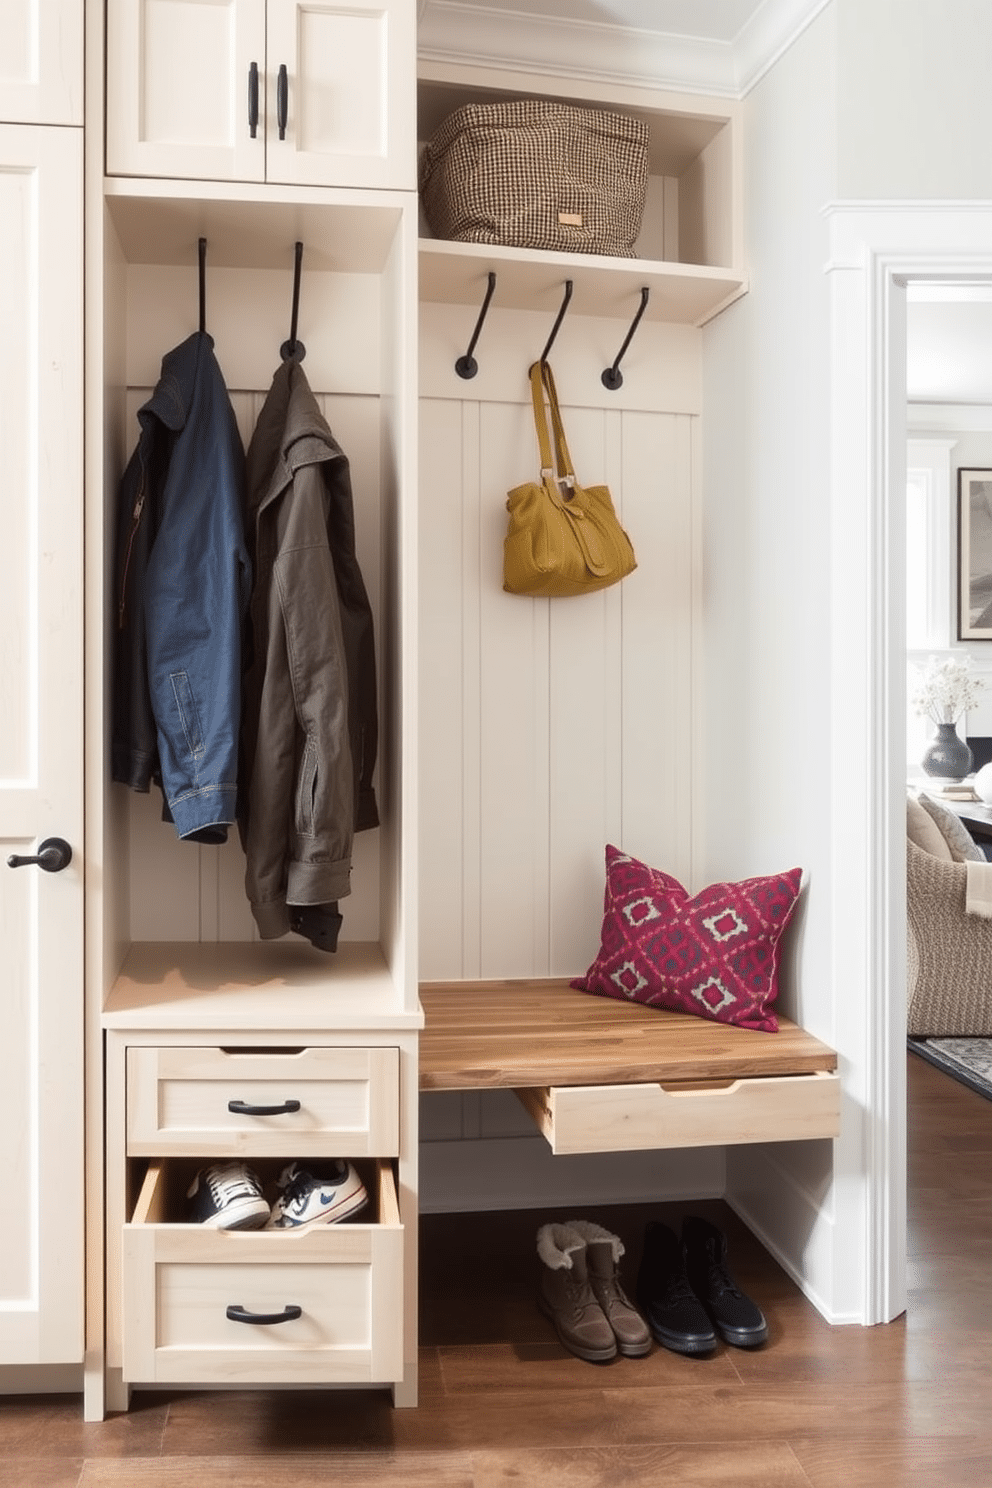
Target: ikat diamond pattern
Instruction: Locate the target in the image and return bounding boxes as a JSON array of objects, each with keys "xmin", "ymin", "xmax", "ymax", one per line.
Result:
[{"xmin": 572, "ymin": 846, "xmax": 803, "ymax": 1032}]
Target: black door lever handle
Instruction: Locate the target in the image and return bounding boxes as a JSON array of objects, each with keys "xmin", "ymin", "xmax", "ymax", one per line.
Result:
[{"xmin": 7, "ymin": 837, "xmax": 73, "ymax": 873}]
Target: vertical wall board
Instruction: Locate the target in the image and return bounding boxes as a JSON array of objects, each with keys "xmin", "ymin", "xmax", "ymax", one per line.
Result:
[
  {"xmin": 478, "ymin": 399, "xmax": 551, "ymax": 978},
  {"xmin": 128, "ymin": 791, "xmax": 202, "ymax": 940},
  {"xmin": 458, "ymin": 401, "xmax": 483, "ymax": 975},
  {"xmin": 418, "ymin": 397, "xmax": 469, "ymax": 977},
  {"xmin": 547, "ymin": 405, "xmax": 621, "ymax": 975},
  {"xmin": 620, "ymin": 411, "xmax": 697, "ymax": 885}
]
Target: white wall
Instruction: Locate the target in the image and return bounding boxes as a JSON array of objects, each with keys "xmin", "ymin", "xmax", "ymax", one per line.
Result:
[
  {"xmin": 837, "ymin": 0, "xmax": 992, "ymax": 200},
  {"xmin": 700, "ymin": 10, "xmax": 859, "ymax": 1318}
]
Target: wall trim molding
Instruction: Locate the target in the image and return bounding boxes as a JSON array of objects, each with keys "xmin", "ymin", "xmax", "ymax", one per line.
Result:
[
  {"xmin": 827, "ymin": 203, "xmax": 992, "ymax": 1323},
  {"xmin": 418, "ymin": 0, "xmax": 831, "ymax": 100}
]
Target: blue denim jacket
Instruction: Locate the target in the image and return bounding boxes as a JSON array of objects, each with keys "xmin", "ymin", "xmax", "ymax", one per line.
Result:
[{"xmin": 112, "ymin": 332, "xmax": 251, "ymax": 842}]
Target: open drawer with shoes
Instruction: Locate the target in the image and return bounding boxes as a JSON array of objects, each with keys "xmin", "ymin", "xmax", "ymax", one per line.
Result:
[{"xmin": 121, "ymin": 1157, "xmax": 403, "ymax": 1385}]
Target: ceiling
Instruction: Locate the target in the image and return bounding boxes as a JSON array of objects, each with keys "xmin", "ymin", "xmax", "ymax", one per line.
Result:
[
  {"xmin": 418, "ymin": 0, "xmax": 831, "ymax": 97},
  {"xmin": 908, "ymin": 288, "xmax": 992, "ymax": 408}
]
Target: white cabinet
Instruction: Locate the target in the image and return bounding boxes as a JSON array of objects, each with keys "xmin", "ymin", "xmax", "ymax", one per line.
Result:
[
  {"xmin": 103, "ymin": 994, "xmax": 415, "ymax": 1400},
  {"xmin": 106, "ymin": 0, "xmax": 415, "ymax": 189},
  {"xmin": 0, "ymin": 0, "xmax": 83, "ymax": 124},
  {"xmin": 0, "ymin": 123, "xmax": 84, "ymax": 1368}
]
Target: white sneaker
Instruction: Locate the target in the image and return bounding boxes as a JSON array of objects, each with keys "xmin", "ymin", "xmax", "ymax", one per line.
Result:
[
  {"xmin": 186, "ymin": 1161, "xmax": 270, "ymax": 1230},
  {"xmin": 265, "ymin": 1160, "xmax": 368, "ymax": 1229}
]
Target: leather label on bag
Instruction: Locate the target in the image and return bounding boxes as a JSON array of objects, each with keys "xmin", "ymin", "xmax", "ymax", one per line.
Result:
[{"xmin": 558, "ymin": 211, "xmax": 583, "ymax": 226}]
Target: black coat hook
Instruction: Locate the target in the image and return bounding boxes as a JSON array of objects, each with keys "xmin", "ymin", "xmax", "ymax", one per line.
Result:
[
  {"xmin": 602, "ymin": 286, "xmax": 650, "ymax": 390},
  {"xmin": 539, "ymin": 280, "xmax": 573, "ymax": 364},
  {"xmin": 198, "ymin": 237, "xmax": 207, "ymax": 334},
  {"xmin": 456, "ymin": 271, "xmax": 497, "ymax": 379},
  {"xmin": 280, "ymin": 240, "xmax": 306, "ymax": 362}
]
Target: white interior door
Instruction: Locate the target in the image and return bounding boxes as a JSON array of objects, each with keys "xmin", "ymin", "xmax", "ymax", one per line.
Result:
[{"xmin": 0, "ymin": 124, "xmax": 84, "ymax": 1365}]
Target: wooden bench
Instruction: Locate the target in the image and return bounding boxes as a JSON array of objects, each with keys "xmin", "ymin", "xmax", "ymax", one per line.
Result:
[{"xmin": 420, "ymin": 979, "xmax": 839, "ymax": 1155}]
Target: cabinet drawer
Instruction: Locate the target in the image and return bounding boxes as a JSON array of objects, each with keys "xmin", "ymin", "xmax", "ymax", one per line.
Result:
[
  {"xmin": 126, "ymin": 1047, "xmax": 399, "ymax": 1157},
  {"xmin": 517, "ymin": 1071, "xmax": 840, "ymax": 1155},
  {"xmin": 122, "ymin": 1158, "xmax": 403, "ymax": 1385}
]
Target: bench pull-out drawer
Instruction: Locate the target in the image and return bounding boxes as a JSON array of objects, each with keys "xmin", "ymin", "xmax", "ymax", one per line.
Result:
[
  {"xmin": 517, "ymin": 1071, "xmax": 840, "ymax": 1155},
  {"xmin": 122, "ymin": 1158, "xmax": 403, "ymax": 1385},
  {"xmin": 127, "ymin": 1046, "xmax": 399, "ymax": 1157}
]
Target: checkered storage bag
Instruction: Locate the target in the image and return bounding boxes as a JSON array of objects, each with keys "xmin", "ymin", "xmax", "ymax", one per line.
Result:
[{"xmin": 419, "ymin": 100, "xmax": 650, "ymax": 257}]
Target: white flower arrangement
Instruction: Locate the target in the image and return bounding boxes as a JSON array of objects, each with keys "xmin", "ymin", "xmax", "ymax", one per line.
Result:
[{"xmin": 910, "ymin": 655, "xmax": 987, "ymax": 726}]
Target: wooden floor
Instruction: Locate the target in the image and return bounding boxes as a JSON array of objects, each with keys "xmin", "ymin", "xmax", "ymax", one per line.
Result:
[{"xmin": 3, "ymin": 1051, "xmax": 991, "ymax": 1487}]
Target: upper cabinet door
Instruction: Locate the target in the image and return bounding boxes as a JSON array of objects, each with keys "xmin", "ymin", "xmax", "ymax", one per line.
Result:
[
  {"xmin": 0, "ymin": 0, "xmax": 82, "ymax": 124},
  {"xmin": 107, "ymin": 0, "xmax": 415, "ymax": 189},
  {"xmin": 265, "ymin": 0, "xmax": 415, "ymax": 190},
  {"xmin": 106, "ymin": 0, "xmax": 267, "ymax": 181}
]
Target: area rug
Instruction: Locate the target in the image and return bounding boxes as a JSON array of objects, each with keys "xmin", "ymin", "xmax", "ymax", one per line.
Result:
[{"xmin": 908, "ymin": 1037, "xmax": 992, "ymax": 1102}]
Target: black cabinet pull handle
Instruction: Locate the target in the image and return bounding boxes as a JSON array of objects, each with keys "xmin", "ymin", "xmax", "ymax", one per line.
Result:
[
  {"xmin": 226, "ymin": 1304, "xmax": 302, "ymax": 1326},
  {"xmin": 277, "ymin": 63, "xmax": 288, "ymax": 139},
  {"xmin": 228, "ymin": 1098, "xmax": 301, "ymax": 1116},
  {"xmin": 248, "ymin": 61, "xmax": 259, "ymax": 137},
  {"xmin": 7, "ymin": 837, "xmax": 72, "ymax": 873}
]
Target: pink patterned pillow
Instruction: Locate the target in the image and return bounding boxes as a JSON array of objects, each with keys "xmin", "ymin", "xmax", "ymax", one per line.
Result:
[{"xmin": 571, "ymin": 846, "xmax": 803, "ymax": 1033}]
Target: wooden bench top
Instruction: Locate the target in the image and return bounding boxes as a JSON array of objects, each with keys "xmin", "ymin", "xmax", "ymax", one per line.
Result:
[{"xmin": 419, "ymin": 979, "xmax": 837, "ymax": 1091}]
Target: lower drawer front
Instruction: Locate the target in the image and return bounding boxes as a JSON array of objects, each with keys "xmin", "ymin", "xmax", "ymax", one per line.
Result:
[
  {"xmin": 122, "ymin": 1160, "xmax": 403, "ymax": 1385},
  {"xmin": 518, "ymin": 1071, "xmax": 840, "ymax": 1155}
]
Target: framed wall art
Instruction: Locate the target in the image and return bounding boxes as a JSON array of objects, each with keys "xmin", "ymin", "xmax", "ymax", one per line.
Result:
[{"xmin": 958, "ymin": 467, "xmax": 992, "ymax": 639}]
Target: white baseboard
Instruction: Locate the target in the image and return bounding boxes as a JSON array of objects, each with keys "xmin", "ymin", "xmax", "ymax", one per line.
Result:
[
  {"xmin": 0, "ymin": 1363, "xmax": 83, "ymax": 1394},
  {"xmin": 419, "ymin": 1133, "xmax": 725, "ymax": 1213},
  {"xmin": 725, "ymin": 1143, "xmax": 864, "ymax": 1326}
]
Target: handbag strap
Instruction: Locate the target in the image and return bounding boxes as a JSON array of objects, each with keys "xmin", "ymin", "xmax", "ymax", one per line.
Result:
[
  {"xmin": 528, "ymin": 361, "xmax": 574, "ymax": 500},
  {"xmin": 539, "ymin": 361, "xmax": 577, "ymax": 486}
]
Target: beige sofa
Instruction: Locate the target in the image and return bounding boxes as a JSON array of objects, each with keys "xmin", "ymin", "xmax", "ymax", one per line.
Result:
[{"xmin": 906, "ymin": 792, "xmax": 992, "ymax": 1037}]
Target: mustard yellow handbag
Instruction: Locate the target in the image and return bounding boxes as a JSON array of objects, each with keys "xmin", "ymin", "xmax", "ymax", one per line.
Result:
[{"xmin": 503, "ymin": 361, "xmax": 637, "ymax": 598}]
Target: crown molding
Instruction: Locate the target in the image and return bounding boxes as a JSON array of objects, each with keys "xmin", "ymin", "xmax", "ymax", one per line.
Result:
[{"xmin": 418, "ymin": 0, "xmax": 831, "ymax": 100}]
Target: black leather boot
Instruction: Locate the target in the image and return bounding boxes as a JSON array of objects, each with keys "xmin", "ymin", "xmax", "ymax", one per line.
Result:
[
  {"xmin": 682, "ymin": 1216, "xmax": 768, "ymax": 1348},
  {"xmin": 635, "ymin": 1221, "xmax": 716, "ymax": 1355}
]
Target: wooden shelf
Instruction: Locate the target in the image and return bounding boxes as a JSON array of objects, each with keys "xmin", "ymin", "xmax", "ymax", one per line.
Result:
[
  {"xmin": 419, "ymin": 237, "xmax": 747, "ymax": 327},
  {"xmin": 104, "ymin": 942, "xmax": 422, "ymax": 1033}
]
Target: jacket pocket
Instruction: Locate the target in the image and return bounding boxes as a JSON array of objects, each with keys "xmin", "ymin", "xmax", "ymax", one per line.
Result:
[
  {"xmin": 169, "ymin": 671, "xmax": 205, "ymax": 760},
  {"xmin": 296, "ymin": 733, "xmax": 318, "ymax": 839}
]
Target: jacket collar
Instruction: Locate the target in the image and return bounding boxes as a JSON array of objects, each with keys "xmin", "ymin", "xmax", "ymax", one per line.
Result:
[
  {"xmin": 247, "ymin": 358, "xmax": 344, "ymax": 513},
  {"xmin": 139, "ymin": 332, "xmax": 216, "ymax": 433}
]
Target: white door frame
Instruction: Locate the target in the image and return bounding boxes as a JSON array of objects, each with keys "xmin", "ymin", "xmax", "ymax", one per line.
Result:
[{"xmin": 828, "ymin": 203, "xmax": 992, "ymax": 1323}]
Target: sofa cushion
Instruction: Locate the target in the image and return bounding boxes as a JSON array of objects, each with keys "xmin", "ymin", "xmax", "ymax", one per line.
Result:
[
  {"xmin": 907, "ymin": 795, "xmax": 954, "ymax": 861},
  {"xmin": 918, "ymin": 793, "xmax": 985, "ymax": 863},
  {"xmin": 571, "ymin": 845, "xmax": 802, "ymax": 1034}
]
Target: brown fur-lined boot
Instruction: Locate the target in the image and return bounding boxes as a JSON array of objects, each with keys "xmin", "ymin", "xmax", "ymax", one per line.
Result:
[
  {"xmin": 567, "ymin": 1219, "xmax": 652, "ymax": 1357},
  {"xmin": 536, "ymin": 1222, "xmax": 617, "ymax": 1363}
]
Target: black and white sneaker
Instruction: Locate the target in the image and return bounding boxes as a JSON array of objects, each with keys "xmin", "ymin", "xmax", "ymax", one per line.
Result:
[
  {"xmin": 264, "ymin": 1160, "xmax": 368, "ymax": 1229},
  {"xmin": 186, "ymin": 1161, "xmax": 270, "ymax": 1230}
]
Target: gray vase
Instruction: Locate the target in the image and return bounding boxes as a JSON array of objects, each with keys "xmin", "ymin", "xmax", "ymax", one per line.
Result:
[{"xmin": 921, "ymin": 721, "xmax": 973, "ymax": 782}]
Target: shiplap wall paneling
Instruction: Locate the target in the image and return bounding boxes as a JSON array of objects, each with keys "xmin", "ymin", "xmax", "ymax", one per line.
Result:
[{"xmin": 419, "ymin": 390, "xmax": 699, "ymax": 981}]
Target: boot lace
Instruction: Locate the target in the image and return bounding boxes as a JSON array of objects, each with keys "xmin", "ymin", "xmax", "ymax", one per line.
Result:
[{"xmin": 707, "ymin": 1263, "xmax": 743, "ymax": 1300}]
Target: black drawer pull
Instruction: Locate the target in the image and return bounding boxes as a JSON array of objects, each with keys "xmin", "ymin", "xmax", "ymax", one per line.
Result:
[
  {"xmin": 227, "ymin": 1098, "xmax": 302, "ymax": 1116},
  {"xmin": 226, "ymin": 1304, "xmax": 302, "ymax": 1326}
]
